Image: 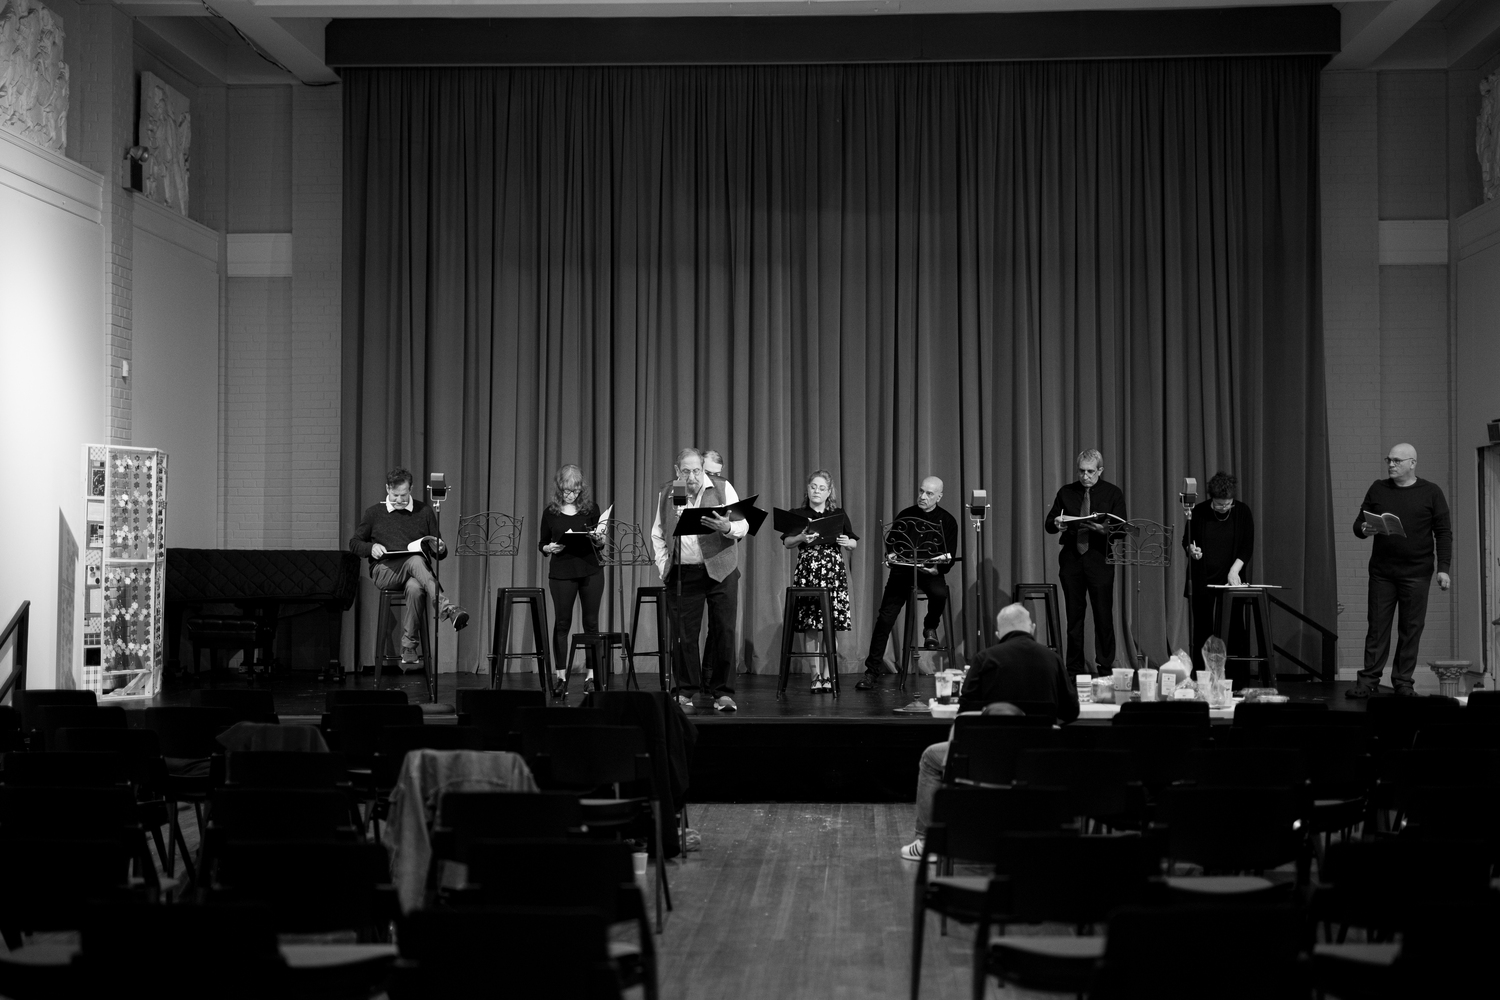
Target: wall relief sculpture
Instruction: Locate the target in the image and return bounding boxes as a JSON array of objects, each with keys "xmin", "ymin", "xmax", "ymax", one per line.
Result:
[
  {"xmin": 1481, "ymin": 72, "xmax": 1500, "ymax": 203},
  {"xmin": 0, "ymin": 0, "xmax": 69, "ymax": 154},
  {"xmin": 138, "ymin": 71, "xmax": 190, "ymax": 216}
]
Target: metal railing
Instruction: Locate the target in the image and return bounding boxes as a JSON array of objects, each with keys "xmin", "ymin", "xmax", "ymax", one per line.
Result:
[
  {"xmin": 0, "ymin": 600, "xmax": 29, "ymax": 703},
  {"xmin": 1266, "ymin": 591, "xmax": 1336, "ymax": 684}
]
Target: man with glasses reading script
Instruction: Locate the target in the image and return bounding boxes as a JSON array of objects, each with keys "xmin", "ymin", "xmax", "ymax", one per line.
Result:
[
  {"xmin": 1045, "ymin": 449, "xmax": 1127, "ymax": 677},
  {"xmin": 1348, "ymin": 443, "xmax": 1452, "ymax": 698}
]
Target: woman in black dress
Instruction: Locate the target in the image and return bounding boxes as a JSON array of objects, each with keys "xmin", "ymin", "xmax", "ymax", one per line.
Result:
[
  {"xmin": 780, "ymin": 470, "xmax": 858, "ymax": 692},
  {"xmin": 1183, "ymin": 470, "xmax": 1255, "ymax": 675},
  {"xmin": 539, "ymin": 464, "xmax": 606, "ymax": 695}
]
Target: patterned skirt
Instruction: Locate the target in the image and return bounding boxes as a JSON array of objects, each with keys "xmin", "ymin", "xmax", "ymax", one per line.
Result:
[{"xmin": 793, "ymin": 544, "xmax": 852, "ymax": 632}]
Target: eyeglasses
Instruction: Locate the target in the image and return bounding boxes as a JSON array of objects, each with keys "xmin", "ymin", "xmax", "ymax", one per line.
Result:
[
  {"xmin": 561, "ymin": 487, "xmax": 581, "ymax": 495},
  {"xmin": 1078, "ymin": 468, "xmax": 1101, "ymax": 477},
  {"xmin": 1385, "ymin": 458, "xmax": 1413, "ymax": 465}
]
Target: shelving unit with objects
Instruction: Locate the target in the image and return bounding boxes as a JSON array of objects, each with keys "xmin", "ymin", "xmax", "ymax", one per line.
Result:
[{"xmin": 82, "ymin": 445, "xmax": 168, "ymax": 699}]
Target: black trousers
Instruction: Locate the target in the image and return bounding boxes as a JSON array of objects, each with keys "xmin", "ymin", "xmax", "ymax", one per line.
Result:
[
  {"xmin": 1359, "ymin": 573, "xmax": 1432, "ymax": 691},
  {"xmin": 864, "ymin": 569, "xmax": 949, "ymax": 670},
  {"xmin": 549, "ymin": 573, "xmax": 604, "ymax": 674},
  {"xmin": 664, "ymin": 565, "xmax": 738, "ymax": 698},
  {"xmin": 1059, "ymin": 548, "xmax": 1115, "ymax": 675}
]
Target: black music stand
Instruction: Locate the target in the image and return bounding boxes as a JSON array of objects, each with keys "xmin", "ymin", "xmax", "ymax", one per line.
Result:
[
  {"xmin": 456, "ymin": 512, "xmax": 523, "ymax": 675},
  {"xmin": 1107, "ymin": 519, "xmax": 1173, "ymax": 671},
  {"xmin": 882, "ymin": 516, "xmax": 955, "ymax": 698}
]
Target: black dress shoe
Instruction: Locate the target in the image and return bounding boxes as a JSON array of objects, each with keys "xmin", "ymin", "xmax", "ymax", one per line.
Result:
[
  {"xmin": 855, "ymin": 672, "xmax": 879, "ymax": 691},
  {"xmin": 922, "ymin": 628, "xmax": 940, "ymax": 649}
]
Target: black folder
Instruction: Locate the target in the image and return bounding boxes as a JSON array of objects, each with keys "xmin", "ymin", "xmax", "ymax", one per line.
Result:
[{"xmin": 672, "ymin": 495, "xmax": 768, "ymax": 537}]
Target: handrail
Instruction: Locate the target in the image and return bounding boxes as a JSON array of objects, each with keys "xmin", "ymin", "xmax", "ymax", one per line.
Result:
[
  {"xmin": 1265, "ymin": 592, "xmax": 1335, "ymax": 684},
  {"xmin": 1265, "ymin": 592, "xmax": 1338, "ymax": 639},
  {"xmin": 0, "ymin": 600, "xmax": 29, "ymax": 704}
]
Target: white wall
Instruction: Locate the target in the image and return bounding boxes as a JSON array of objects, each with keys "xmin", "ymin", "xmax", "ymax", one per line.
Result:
[
  {"xmin": 0, "ymin": 130, "xmax": 105, "ymax": 691},
  {"xmin": 1453, "ymin": 196, "xmax": 1500, "ymax": 680},
  {"xmin": 132, "ymin": 195, "xmax": 222, "ymax": 549}
]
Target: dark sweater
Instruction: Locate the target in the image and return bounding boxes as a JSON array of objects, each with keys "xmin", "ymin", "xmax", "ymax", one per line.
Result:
[
  {"xmin": 350, "ymin": 500, "xmax": 441, "ymax": 570},
  {"xmin": 1044, "ymin": 479, "xmax": 1128, "ymax": 555},
  {"xmin": 959, "ymin": 631, "xmax": 1080, "ymax": 721},
  {"xmin": 886, "ymin": 504, "xmax": 959, "ymax": 575},
  {"xmin": 538, "ymin": 508, "xmax": 604, "ymax": 579},
  {"xmin": 1182, "ymin": 501, "xmax": 1255, "ymax": 595},
  {"xmin": 1354, "ymin": 477, "xmax": 1452, "ymax": 577}
]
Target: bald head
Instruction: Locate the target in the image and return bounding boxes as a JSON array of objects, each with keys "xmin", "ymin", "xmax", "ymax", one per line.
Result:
[
  {"xmin": 917, "ymin": 477, "xmax": 944, "ymax": 512},
  {"xmin": 1386, "ymin": 443, "xmax": 1418, "ymax": 485},
  {"xmin": 995, "ymin": 603, "xmax": 1033, "ymax": 640}
]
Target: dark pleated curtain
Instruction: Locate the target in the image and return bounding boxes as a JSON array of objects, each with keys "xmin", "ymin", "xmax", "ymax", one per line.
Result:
[{"xmin": 341, "ymin": 58, "xmax": 1336, "ymax": 677}]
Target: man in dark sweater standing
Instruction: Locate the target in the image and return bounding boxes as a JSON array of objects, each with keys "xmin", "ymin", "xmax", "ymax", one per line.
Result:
[
  {"xmin": 350, "ymin": 468, "xmax": 469, "ymax": 666},
  {"xmin": 1044, "ymin": 449, "xmax": 1128, "ymax": 676},
  {"xmin": 857, "ymin": 476, "xmax": 960, "ymax": 691},
  {"xmin": 1349, "ymin": 443, "xmax": 1452, "ymax": 698}
]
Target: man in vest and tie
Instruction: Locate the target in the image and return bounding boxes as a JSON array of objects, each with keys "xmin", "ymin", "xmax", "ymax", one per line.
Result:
[
  {"xmin": 1044, "ymin": 449, "xmax": 1127, "ymax": 677},
  {"xmin": 651, "ymin": 448, "xmax": 749, "ymax": 713}
]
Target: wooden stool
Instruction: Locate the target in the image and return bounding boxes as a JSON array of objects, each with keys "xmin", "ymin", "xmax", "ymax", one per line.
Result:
[
  {"xmin": 565, "ymin": 631, "xmax": 637, "ymax": 695},
  {"xmin": 777, "ymin": 588, "xmax": 840, "ymax": 699},
  {"xmin": 1213, "ymin": 587, "xmax": 1275, "ymax": 687},
  {"xmin": 375, "ymin": 588, "xmax": 433, "ymax": 701},
  {"xmin": 631, "ymin": 587, "xmax": 672, "ymax": 692},
  {"xmin": 490, "ymin": 588, "xmax": 551, "ymax": 692},
  {"xmin": 1013, "ymin": 582, "xmax": 1063, "ymax": 656},
  {"xmin": 899, "ymin": 591, "xmax": 957, "ymax": 690}
]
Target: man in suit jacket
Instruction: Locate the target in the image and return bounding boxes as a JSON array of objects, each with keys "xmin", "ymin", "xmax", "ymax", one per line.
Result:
[{"xmin": 899, "ymin": 604, "xmax": 1078, "ymax": 862}]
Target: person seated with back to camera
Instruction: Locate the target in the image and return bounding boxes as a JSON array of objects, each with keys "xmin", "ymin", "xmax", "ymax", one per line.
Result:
[{"xmin": 898, "ymin": 603, "xmax": 1079, "ymax": 862}]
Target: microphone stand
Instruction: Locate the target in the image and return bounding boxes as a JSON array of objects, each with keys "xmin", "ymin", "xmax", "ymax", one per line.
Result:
[
  {"xmin": 1178, "ymin": 488, "xmax": 1197, "ymax": 669},
  {"xmin": 426, "ymin": 479, "xmax": 450, "ymax": 707},
  {"xmin": 668, "ymin": 483, "xmax": 690, "ymax": 703}
]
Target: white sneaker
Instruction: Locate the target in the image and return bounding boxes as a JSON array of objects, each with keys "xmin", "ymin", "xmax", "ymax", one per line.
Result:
[{"xmin": 899, "ymin": 839, "xmax": 925, "ymax": 862}]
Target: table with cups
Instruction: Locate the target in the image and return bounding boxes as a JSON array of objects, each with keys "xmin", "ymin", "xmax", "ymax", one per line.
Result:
[{"xmin": 1075, "ymin": 666, "xmax": 1243, "ymax": 720}]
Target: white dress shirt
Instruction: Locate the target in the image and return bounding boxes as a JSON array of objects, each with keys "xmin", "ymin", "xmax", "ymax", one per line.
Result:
[{"xmin": 651, "ymin": 478, "xmax": 749, "ymax": 580}]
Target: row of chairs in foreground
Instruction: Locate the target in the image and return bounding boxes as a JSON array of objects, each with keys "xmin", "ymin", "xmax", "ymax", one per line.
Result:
[{"xmin": 911, "ymin": 692, "xmax": 1499, "ymax": 999}]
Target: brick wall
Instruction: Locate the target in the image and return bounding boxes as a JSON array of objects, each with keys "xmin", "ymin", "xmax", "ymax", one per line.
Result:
[
  {"xmin": 222, "ymin": 85, "xmax": 341, "ymax": 548},
  {"xmin": 1320, "ymin": 71, "xmax": 1382, "ymax": 675},
  {"xmin": 76, "ymin": 6, "xmax": 135, "ymax": 446},
  {"xmin": 291, "ymin": 85, "xmax": 343, "ymax": 547},
  {"xmin": 1321, "ymin": 69, "xmax": 1457, "ymax": 688}
]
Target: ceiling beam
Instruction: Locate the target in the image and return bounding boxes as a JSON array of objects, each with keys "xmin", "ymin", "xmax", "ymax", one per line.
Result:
[
  {"xmin": 1446, "ymin": 0, "xmax": 1500, "ymax": 69},
  {"xmin": 199, "ymin": 1, "xmax": 340, "ymax": 82},
  {"xmin": 1326, "ymin": 0, "xmax": 1444, "ymax": 69}
]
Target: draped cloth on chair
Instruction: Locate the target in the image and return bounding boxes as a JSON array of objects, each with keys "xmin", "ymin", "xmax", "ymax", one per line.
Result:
[{"xmin": 341, "ymin": 58, "xmax": 1335, "ymax": 675}]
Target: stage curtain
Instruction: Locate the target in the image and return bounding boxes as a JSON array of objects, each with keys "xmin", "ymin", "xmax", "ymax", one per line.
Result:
[{"xmin": 341, "ymin": 58, "xmax": 1335, "ymax": 677}]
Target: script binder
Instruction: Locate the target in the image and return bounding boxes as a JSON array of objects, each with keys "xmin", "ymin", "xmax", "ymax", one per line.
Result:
[
  {"xmin": 673, "ymin": 495, "xmax": 768, "ymax": 537},
  {"xmin": 773, "ymin": 507, "xmax": 848, "ymax": 541}
]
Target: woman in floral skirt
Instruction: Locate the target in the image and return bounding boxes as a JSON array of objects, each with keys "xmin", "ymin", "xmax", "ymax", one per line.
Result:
[{"xmin": 780, "ymin": 470, "xmax": 859, "ymax": 692}]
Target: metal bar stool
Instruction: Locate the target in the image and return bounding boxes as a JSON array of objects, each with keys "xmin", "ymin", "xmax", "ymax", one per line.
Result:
[
  {"xmin": 375, "ymin": 588, "xmax": 434, "ymax": 701},
  {"xmin": 1013, "ymin": 582, "xmax": 1063, "ymax": 656},
  {"xmin": 1214, "ymin": 586, "xmax": 1275, "ymax": 686},
  {"xmin": 490, "ymin": 588, "xmax": 552, "ymax": 692},
  {"xmin": 630, "ymin": 587, "xmax": 672, "ymax": 692},
  {"xmin": 565, "ymin": 631, "xmax": 637, "ymax": 696},
  {"xmin": 777, "ymin": 588, "xmax": 840, "ymax": 699},
  {"xmin": 899, "ymin": 592, "xmax": 957, "ymax": 691}
]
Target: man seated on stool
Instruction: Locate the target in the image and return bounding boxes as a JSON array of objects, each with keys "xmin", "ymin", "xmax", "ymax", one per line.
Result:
[
  {"xmin": 350, "ymin": 467, "xmax": 470, "ymax": 666},
  {"xmin": 899, "ymin": 604, "xmax": 1078, "ymax": 862}
]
